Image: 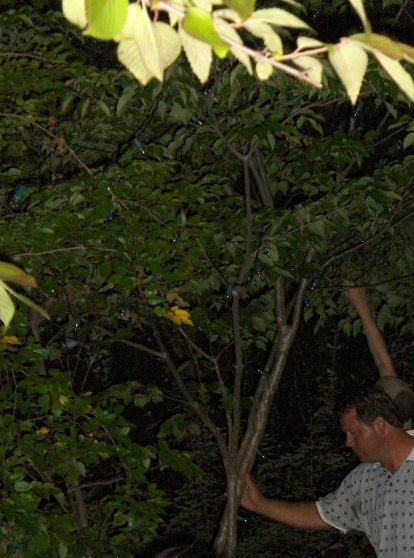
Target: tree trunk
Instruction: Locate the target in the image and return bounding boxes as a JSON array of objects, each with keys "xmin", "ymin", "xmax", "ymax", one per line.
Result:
[
  {"xmin": 214, "ymin": 472, "xmax": 239, "ymax": 558},
  {"xmin": 212, "ymin": 292, "xmax": 309, "ymax": 556}
]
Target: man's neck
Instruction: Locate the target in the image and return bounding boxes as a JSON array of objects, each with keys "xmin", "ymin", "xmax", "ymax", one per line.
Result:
[{"xmin": 381, "ymin": 430, "xmax": 414, "ymax": 474}]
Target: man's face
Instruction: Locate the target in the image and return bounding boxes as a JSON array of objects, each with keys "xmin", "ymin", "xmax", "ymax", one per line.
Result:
[{"xmin": 340, "ymin": 407, "xmax": 383, "ymax": 463}]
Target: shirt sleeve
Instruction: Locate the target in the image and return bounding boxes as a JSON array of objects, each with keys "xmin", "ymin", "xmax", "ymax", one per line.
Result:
[{"xmin": 316, "ymin": 467, "xmax": 366, "ymax": 534}]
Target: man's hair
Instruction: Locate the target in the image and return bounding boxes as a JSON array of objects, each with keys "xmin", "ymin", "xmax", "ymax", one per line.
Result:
[{"xmin": 335, "ymin": 386, "xmax": 405, "ymax": 428}]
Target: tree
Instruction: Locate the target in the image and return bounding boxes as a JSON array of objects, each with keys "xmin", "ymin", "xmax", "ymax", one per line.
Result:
[{"xmin": 2, "ymin": 4, "xmax": 414, "ymax": 557}]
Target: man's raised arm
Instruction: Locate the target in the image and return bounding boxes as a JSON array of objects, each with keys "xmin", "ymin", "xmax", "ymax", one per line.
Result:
[{"xmin": 342, "ymin": 280, "xmax": 396, "ymax": 377}]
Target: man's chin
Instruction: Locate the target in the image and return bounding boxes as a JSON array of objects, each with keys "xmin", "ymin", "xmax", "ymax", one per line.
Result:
[{"xmin": 357, "ymin": 454, "xmax": 375, "ymax": 463}]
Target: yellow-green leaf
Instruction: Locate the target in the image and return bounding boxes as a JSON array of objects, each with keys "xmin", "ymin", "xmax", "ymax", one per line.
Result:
[
  {"xmin": 399, "ymin": 42, "xmax": 414, "ymax": 64},
  {"xmin": 249, "ymin": 8, "xmax": 310, "ymax": 30},
  {"xmin": 329, "ymin": 41, "xmax": 368, "ymax": 105},
  {"xmin": 224, "ymin": 0, "xmax": 255, "ymax": 20},
  {"xmin": 348, "ymin": 0, "xmax": 371, "ymax": 33},
  {"xmin": 179, "ymin": 26, "xmax": 213, "ymax": 83},
  {"xmin": 3, "ymin": 283, "xmax": 50, "ymax": 321},
  {"xmin": 166, "ymin": 0, "xmax": 186, "ymax": 27},
  {"xmin": 256, "ymin": 60, "xmax": 273, "ymax": 80},
  {"xmin": 215, "ymin": 17, "xmax": 253, "ymax": 73},
  {"xmin": 0, "ymin": 282, "xmax": 15, "ymax": 331},
  {"xmin": 115, "ymin": 2, "xmax": 139, "ymax": 41},
  {"xmin": 373, "ymin": 52, "xmax": 414, "ymax": 102},
  {"xmin": 0, "ymin": 262, "xmax": 37, "ymax": 287},
  {"xmin": 297, "ymin": 36, "xmax": 324, "ymax": 49},
  {"xmin": 154, "ymin": 22, "xmax": 182, "ymax": 70},
  {"xmin": 245, "ymin": 20, "xmax": 283, "ymax": 54},
  {"xmin": 118, "ymin": 40, "xmax": 153, "ymax": 85},
  {"xmin": 134, "ymin": 3, "xmax": 164, "ymax": 81},
  {"xmin": 182, "ymin": 7, "xmax": 229, "ymax": 58},
  {"xmin": 351, "ymin": 33, "xmax": 404, "ymax": 60},
  {"xmin": 62, "ymin": 0, "xmax": 87, "ymax": 28},
  {"xmin": 293, "ymin": 55, "xmax": 323, "ymax": 86},
  {"xmin": 85, "ymin": 0, "xmax": 129, "ymax": 40}
]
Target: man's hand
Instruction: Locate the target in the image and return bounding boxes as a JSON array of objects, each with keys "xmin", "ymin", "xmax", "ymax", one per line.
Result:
[
  {"xmin": 240, "ymin": 473, "xmax": 265, "ymax": 513},
  {"xmin": 341, "ymin": 279, "xmax": 369, "ymax": 312}
]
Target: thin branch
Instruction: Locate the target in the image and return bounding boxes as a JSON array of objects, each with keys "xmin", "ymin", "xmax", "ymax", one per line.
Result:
[
  {"xmin": 153, "ymin": 330, "xmax": 230, "ymax": 468},
  {"xmin": 393, "ymin": 0, "xmax": 410, "ymax": 25},
  {"xmin": 67, "ymin": 478, "xmax": 121, "ymax": 492},
  {"xmin": 0, "ymin": 52, "xmax": 54, "ymax": 62},
  {"xmin": 310, "ymin": 272, "xmax": 414, "ymax": 292},
  {"xmin": 230, "ymin": 161, "xmax": 254, "ymax": 456},
  {"xmin": 248, "ymin": 149, "xmax": 274, "ymax": 208},
  {"xmin": 0, "ymin": 113, "xmax": 93, "ymax": 175},
  {"xmin": 275, "ymin": 277, "xmax": 286, "ymax": 326},
  {"xmin": 322, "ymin": 205, "xmax": 414, "ymax": 269},
  {"xmin": 290, "ymin": 249, "xmax": 314, "ymax": 331},
  {"xmin": 205, "ymin": 98, "xmax": 245, "ymax": 162},
  {"xmin": 98, "ymin": 326, "xmax": 167, "ymax": 359},
  {"xmin": 14, "ymin": 246, "xmax": 117, "ymax": 258},
  {"xmin": 237, "ymin": 160, "xmax": 254, "ymax": 285}
]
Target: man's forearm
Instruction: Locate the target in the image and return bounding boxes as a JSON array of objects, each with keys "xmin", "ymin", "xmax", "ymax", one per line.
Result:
[{"xmin": 255, "ymin": 498, "xmax": 329, "ymax": 530}]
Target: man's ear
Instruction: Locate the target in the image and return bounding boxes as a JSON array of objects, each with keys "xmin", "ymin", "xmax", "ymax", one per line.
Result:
[{"xmin": 373, "ymin": 416, "xmax": 387, "ymax": 434}]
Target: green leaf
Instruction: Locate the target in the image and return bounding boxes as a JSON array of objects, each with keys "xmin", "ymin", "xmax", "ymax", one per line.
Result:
[
  {"xmin": 248, "ymin": 8, "xmax": 310, "ymax": 30},
  {"xmin": 58, "ymin": 543, "xmax": 68, "ymax": 558},
  {"xmin": 348, "ymin": 0, "xmax": 372, "ymax": 32},
  {"xmin": 182, "ymin": 7, "xmax": 229, "ymax": 58},
  {"xmin": 373, "ymin": 52, "xmax": 414, "ymax": 102},
  {"xmin": 116, "ymin": 86, "xmax": 137, "ymax": 117},
  {"xmin": 328, "ymin": 41, "xmax": 368, "ymax": 105},
  {"xmin": 179, "ymin": 26, "xmax": 213, "ymax": 83},
  {"xmin": 84, "ymin": 0, "xmax": 129, "ymax": 40},
  {"xmin": 14, "ymin": 480, "xmax": 31, "ymax": 492},
  {"xmin": 0, "ymin": 281, "xmax": 15, "ymax": 331},
  {"xmin": 224, "ymin": 0, "xmax": 255, "ymax": 20},
  {"xmin": 62, "ymin": 0, "xmax": 87, "ymax": 29},
  {"xmin": 403, "ymin": 132, "xmax": 414, "ymax": 150},
  {"xmin": 96, "ymin": 100, "xmax": 111, "ymax": 116},
  {"xmin": 0, "ymin": 262, "xmax": 37, "ymax": 287},
  {"xmin": 177, "ymin": 209, "xmax": 187, "ymax": 226}
]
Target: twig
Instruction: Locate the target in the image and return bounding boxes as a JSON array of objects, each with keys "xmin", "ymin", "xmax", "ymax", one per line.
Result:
[
  {"xmin": 0, "ymin": 113, "xmax": 93, "ymax": 175},
  {"xmin": 98, "ymin": 326, "xmax": 167, "ymax": 360}
]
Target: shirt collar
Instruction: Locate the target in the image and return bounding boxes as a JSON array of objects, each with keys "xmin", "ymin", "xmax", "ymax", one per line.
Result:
[{"xmin": 407, "ymin": 430, "xmax": 414, "ymax": 461}]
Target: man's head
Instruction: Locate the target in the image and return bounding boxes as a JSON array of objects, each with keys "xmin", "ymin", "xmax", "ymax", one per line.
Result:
[
  {"xmin": 336, "ymin": 386, "xmax": 404, "ymax": 463},
  {"xmin": 335, "ymin": 386, "xmax": 404, "ymax": 428}
]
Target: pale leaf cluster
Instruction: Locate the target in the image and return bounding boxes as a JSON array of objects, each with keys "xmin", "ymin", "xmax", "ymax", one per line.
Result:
[{"xmin": 61, "ymin": 0, "xmax": 414, "ymax": 104}]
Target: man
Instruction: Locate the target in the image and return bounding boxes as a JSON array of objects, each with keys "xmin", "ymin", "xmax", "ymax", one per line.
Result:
[
  {"xmin": 240, "ymin": 387, "xmax": 414, "ymax": 557},
  {"xmin": 342, "ymin": 280, "xmax": 414, "ymax": 429}
]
